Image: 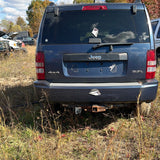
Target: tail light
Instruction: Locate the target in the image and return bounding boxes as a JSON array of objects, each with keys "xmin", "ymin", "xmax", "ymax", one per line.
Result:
[
  {"xmin": 36, "ymin": 52, "xmax": 45, "ymax": 80},
  {"xmin": 82, "ymin": 5, "xmax": 107, "ymax": 11},
  {"xmin": 146, "ymin": 50, "xmax": 156, "ymax": 79}
]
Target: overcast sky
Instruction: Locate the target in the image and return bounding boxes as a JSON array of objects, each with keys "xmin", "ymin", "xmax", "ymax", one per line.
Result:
[{"xmin": 0, "ymin": 0, "xmax": 74, "ymax": 23}]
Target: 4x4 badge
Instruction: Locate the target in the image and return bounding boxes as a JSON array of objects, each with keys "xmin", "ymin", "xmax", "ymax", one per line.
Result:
[{"xmin": 89, "ymin": 89, "xmax": 101, "ymax": 96}]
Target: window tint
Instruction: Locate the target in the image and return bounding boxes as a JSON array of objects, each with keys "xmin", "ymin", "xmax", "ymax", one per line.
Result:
[
  {"xmin": 157, "ymin": 27, "xmax": 160, "ymax": 38},
  {"xmin": 42, "ymin": 10, "xmax": 150, "ymax": 44},
  {"xmin": 151, "ymin": 21, "xmax": 158, "ymax": 33}
]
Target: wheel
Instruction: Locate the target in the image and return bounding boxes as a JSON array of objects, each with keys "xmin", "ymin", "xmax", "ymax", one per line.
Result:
[{"xmin": 10, "ymin": 47, "xmax": 14, "ymax": 52}]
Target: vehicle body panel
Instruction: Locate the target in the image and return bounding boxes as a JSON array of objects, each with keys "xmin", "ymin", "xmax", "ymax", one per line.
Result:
[
  {"xmin": 34, "ymin": 3, "xmax": 158, "ymax": 105},
  {"xmin": 41, "ymin": 43, "xmax": 149, "ymax": 83},
  {"xmin": 34, "ymin": 80, "xmax": 158, "ymax": 103}
]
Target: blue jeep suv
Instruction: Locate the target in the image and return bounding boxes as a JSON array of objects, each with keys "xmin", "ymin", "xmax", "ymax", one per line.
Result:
[{"xmin": 34, "ymin": 1, "xmax": 158, "ymax": 113}]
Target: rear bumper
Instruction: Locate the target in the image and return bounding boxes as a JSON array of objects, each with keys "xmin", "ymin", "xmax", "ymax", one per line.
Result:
[{"xmin": 34, "ymin": 80, "xmax": 158, "ymax": 104}]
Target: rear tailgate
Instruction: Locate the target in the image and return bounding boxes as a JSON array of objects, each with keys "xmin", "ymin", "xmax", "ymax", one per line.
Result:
[
  {"xmin": 39, "ymin": 3, "xmax": 151, "ymax": 83},
  {"xmin": 42, "ymin": 43, "xmax": 149, "ymax": 83}
]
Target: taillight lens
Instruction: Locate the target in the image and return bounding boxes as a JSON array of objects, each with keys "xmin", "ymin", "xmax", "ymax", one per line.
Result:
[
  {"xmin": 146, "ymin": 50, "xmax": 156, "ymax": 79},
  {"xmin": 36, "ymin": 52, "xmax": 45, "ymax": 80},
  {"xmin": 82, "ymin": 5, "xmax": 107, "ymax": 11}
]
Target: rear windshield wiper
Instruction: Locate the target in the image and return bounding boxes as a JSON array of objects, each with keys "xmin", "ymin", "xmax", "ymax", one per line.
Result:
[{"xmin": 92, "ymin": 42, "xmax": 133, "ymax": 50}]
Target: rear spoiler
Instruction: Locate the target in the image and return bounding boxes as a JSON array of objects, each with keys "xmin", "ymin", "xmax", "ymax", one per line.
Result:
[
  {"xmin": 92, "ymin": 0, "xmax": 142, "ymax": 3},
  {"xmin": 47, "ymin": 0, "xmax": 142, "ymax": 14}
]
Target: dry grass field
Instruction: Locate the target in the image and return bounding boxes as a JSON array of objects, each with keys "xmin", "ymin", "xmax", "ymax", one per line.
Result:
[{"xmin": 0, "ymin": 46, "xmax": 160, "ymax": 160}]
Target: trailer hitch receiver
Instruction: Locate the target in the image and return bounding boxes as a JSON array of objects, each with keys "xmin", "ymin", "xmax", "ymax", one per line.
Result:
[{"xmin": 92, "ymin": 105, "xmax": 106, "ymax": 113}]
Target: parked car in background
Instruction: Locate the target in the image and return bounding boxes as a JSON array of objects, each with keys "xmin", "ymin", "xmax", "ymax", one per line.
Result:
[
  {"xmin": 14, "ymin": 31, "xmax": 35, "ymax": 46},
  {"xmin": 34, "ymin": 1, "xmax": 158, "ymax": 115},
  {"xmin": 22, "ymin": 37, "xmax": 36, "ymax": 45},
  {"xmin": 151, "ymin": 18, "xmax": 160, "ymax": 65},
  {"xmin": 33, "ymin": 34, "xmax": 38, "ymax": 40},
  {"xmin": 14, "ymin": 31, "xmax": 29, "ymax": 40},
  {"xmin": 0, "ymin": 31, "xmax": 21, "ymax": 51},
  {"xmin": 0, "ymin": 31, "xmax": 28, "ymax": 55}
]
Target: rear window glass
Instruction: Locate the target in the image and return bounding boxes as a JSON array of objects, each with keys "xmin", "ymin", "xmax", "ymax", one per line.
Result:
[
  {"xmin": 157, "ymin": 27, "xmax": 160, "ymax": 38},
  {"xmin": 42, "ymin": 10, "xmax": 150, "ymax": 44},
  {"xmin": 151, "ymin": 21, "xmax": 158, "ymax": 34}
]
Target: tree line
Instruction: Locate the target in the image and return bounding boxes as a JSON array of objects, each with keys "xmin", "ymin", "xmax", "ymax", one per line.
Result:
[
  {"xmin": 0, "ymin": 0, "xmax": 159, "ymax": 36},
  {"xmin": 0, "ymin": 0, "xmax": 50, "ymax": 36}
]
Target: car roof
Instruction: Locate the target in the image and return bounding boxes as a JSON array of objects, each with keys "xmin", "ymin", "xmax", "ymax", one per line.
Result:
[{"xmin": 46, "ymin": 2, "xmax": 145, "ymax": 13}]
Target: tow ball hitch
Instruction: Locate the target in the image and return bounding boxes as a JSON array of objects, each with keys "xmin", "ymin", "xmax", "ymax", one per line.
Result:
[
  {"xmin": 75, "ymin": 105, "xmax": 107, "ymax": 114},
  {"xmin": 92, "ymin": 105, "xmax": 106, "ymax": 113}
]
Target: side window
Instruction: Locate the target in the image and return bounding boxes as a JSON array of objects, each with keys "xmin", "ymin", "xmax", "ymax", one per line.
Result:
[
  {"xmin": 157, "ymin": 27, "xmax": 160, "ymax": 38},
  {"xmin": 151, "ymin": 21, "xmax": 158, "ymax": 33}
]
